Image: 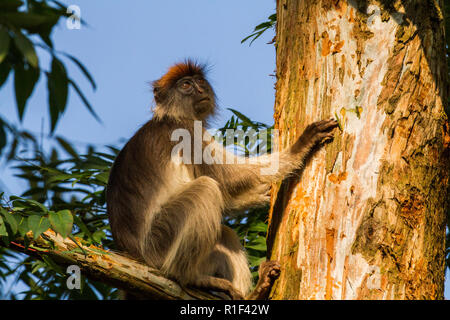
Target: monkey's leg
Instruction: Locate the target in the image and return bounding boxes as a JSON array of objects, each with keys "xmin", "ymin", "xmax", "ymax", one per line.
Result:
[
  {"xmin": 200, "ymin": 226, "xmax": 253, "ymax": 298},
  {"xmin": 144, "ymin": 176, "xmax": 243, "ymax": 299},
  {"xmin": 143, "ymin": 176, "xmax": 223, "ymax": 280},
  {"xmin": 195, "ymin": 276, "xmax": 244, "ymax": 300},
  {"xmin": 245, "ymin": 260, "xmax": 281, "ymax": 300}
]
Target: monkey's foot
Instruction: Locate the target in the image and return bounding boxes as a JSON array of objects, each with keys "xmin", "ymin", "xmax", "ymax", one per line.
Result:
[
  {"xmin": 246, "ymin": 260, "xmax": 281, "ymax": 300},
  {"xmin": 195, "ymin": 276, "xmax": 244, "ymax": 300}
]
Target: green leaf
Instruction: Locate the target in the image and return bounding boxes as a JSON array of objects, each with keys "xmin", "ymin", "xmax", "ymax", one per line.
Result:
[
  {"xmin": 27, "ymin": 215, "xmax": 50, "ymax": 240},
  {"xmin": 0, "ymin": 0, "xmax": 23, "ymax": 11},
  {"xmin": 0, "ymin": 26, "xmax": 10, "ymax": 64},
  {"xmin": 0, "ymin": 61, "xmax": 11, "ymax": 88},
  {"xmin": 47, "ymin": 57, "xmax": 68, "ymax": 132},
  {"xmin": 49, "ymin": 209, "xmax": 73, "ymax": 238},
  {"xmin": 55, "ymin": 136, "xmax": 78, "ymax": 158},
  {"xmin": 13, "ymin": 31, "xmax": 39, "ymax": 68},
  {"xmin": 63, "ymin": 53, "xmax": 96, "ymax": 90},
  {"xmin": 73, "ymin": 215, "xmax": 93, "ymax": 239},
  {"xmin": 0, "ymin": 216, "xmax": 8, "ymax": 236},
  {"xmin": 0, "ymin": 207, "xmax": 18, "ymax": 235},
  {"xmin": 248, "ymin": 221, "xmax": 268, "ymax": 233},
  {"xmin": 16, "ymin": 216, "xmax": 29, "ymax": 237},
  {"xmin": 14, "ymin": 62, "xmax": 40, "ymax": 121},
  {"xmin": 248, "ymin": 255, "xmax": 266, "ymax": 268},
  {"xmin": 30, "ymin": 260, "xmax": 46, "ymax": 274},
  {"xmin": 92, "ymin": 230, "xmax": 106, "ymax": 244},
  {"xmin": 68, "ymin": 78, "xmax": 101, "ymax": 123},
  {"xmin": 245, "ymin": 237, "xmax": 267, "ymax": 251},
  {"xmin": 94, "ymin": 172, "xmax": 109, "ymax": 185},
  {"xmin": 228, "ymin": 108, "xmax": 253, "ymax": 126},
  {"xmin": 41, "ymin": 255, "xmax": 64, "ymax": 275},
  {"xmin": 10, "ymin": 196, "xmax": 49, "ymax": 213},
  {"xmin": 241, "ymin": 13, "xmax": 276, "ymax": 46}
]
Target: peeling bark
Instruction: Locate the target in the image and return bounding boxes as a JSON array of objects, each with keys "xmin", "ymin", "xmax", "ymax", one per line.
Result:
[{"xmin": 268, "ymin": 0, "xmax": 449, "ymax": 300}]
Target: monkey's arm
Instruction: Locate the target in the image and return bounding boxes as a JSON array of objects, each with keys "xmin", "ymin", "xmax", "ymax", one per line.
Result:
[{"xmin": 204, "ymin": 119, "xmax": 338, "ymax": 208}]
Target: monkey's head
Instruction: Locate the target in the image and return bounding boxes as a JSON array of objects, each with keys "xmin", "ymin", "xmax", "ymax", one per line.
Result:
[{"xmin": 152, "ymin": 60, "xmax": 217, "ymax": 122}]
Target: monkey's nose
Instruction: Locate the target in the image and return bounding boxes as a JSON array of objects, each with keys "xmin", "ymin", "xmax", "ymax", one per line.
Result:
[{"xmin": 194, "ymin": 83, "xmax": 204, "ymax": 93}]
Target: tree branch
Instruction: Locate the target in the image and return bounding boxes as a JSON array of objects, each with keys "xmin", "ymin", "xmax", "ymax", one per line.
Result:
[{"xmin": 5, "ymin": 230, "xmax": 223, "ymax": 300}]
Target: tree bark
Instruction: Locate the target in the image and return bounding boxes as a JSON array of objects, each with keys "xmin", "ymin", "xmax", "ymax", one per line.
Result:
[{"xmin": 267, "ymin": 0, "xmax": 449, "ymax": 300}]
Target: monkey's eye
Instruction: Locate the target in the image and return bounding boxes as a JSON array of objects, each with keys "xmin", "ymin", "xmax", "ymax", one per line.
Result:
[
  {"xmin": 197, "ymin": 78, "xmax": 205, "ymax": 85},
  {"xmin": 180, "ymin": 82, "xmax": 192, "ymax": 90}
]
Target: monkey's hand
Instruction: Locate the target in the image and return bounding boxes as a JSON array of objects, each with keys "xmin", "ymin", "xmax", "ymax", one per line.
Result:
[
  {"xmin": 245, "ymin": 260, "xmax": 281, "ymax": 300},
  {"xmin": 291, "ymin": 118, "xmax": 339, "ymax": 154}
]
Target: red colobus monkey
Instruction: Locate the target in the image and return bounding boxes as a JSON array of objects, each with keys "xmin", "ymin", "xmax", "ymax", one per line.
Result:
[{"xmin": 106, "ymin": 60, "xmax": 338, "ymax": 299}]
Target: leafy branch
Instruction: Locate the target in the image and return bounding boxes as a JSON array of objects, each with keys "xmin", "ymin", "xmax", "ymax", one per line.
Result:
[
  {"xmin": 0, "ymin": 0, "xmax": 98, "ymax": 146},
  {"xmin": 0, "ymin": 110, "xmax": 274, "ymax": 298},
  {"xmin": 241, "ymin": 13, "xmax": 276, "ymax": 46}
]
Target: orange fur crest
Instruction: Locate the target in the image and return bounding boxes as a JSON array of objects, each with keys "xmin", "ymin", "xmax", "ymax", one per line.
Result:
[{"xmin": 153, "ymin": 59, "xmax": 206, "ymax": 90}]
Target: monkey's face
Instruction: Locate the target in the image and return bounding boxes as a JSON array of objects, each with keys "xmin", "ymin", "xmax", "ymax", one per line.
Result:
[
  {"xmin": 175, "ymin": 75, "xmax": 215, "ymax": 119},
  {"xmin": 152, "ymin": 60, "xmax": 217, "ymax": 121}
]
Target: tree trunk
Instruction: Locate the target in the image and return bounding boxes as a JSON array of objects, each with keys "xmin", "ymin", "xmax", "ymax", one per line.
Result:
[{"xmin": 267, "ymin": 0, "xmax": 449, "ymax": 300}]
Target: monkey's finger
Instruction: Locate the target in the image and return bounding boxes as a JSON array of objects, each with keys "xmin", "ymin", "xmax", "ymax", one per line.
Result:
[
  {"xmin": 320, "ymin": 134, "xmax": 335, "ymax": 144},
  {"xmin": 317, "ymin": 119, "xmax": 339, "ymax": 131},
  {"xmin": 269, "ymin": 269, "xmax": 281, "ymax": 279}
]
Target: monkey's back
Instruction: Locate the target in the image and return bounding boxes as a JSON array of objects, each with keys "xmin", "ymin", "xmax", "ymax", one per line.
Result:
[{"xmin": 106, "ymin": 118, "xmax": 187, "ymax": 258}]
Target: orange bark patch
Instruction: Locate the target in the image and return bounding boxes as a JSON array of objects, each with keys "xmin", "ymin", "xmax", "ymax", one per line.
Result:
[
  {"xmin": 321, "ymin": 31, "xmax": 332, "ymax": 56},
  {"xmin": 443, "ymin": 121, "xmax": 450, "ymax": 149},
  {"xmin": 328, "ymin": 171, "xmax": 348, "ymax": 184},
  {"xmin": 333, "ymin": 0, "xmax": 347, "ymax": 16},
  {"xmin": 348, "ymin": 8, "xmax": 355, "ymax": 23},
  {"xmin": 332, "ymin": 40, "xmax": 345, "ymax": 54}
]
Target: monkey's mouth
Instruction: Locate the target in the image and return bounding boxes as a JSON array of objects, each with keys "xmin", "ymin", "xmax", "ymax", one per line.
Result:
[
  {"xmin": 195, "ymin": 98, "xmax": 212, "ymax": 114},
  {"xmin": 197, "ymin": 97, "xmax": 210, "ymax": 103}
]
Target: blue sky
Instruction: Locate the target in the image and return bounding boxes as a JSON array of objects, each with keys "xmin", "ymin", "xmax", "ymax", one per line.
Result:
[
  {"xmin": 0, "ymin": 0, "xmax": 448, "ymax": 299},
  {"xmin": 0, "ymin": 0, "xmax": 277, "ymax": 192}
]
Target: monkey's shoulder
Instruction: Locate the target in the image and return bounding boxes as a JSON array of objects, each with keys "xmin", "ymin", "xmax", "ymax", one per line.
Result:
[
  {"xmin": 115, "ymin": 118, "xmax": 195, "ymax": 166},
  {"xmin": 133, "ymin": 118, "xmax": 195, "ymax": 144}
]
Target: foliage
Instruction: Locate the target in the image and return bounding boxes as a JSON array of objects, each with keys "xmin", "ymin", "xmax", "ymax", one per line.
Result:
[
  {"xmin": 218, "ymin": 108, "xmax": 273, "ymax": 156},
  {"xmin": 0, "ymin": 1, "xmax": 276, "ymax": 299},
  {"xmin": 0, "ymin": 108, "xmax": 274, "ymax": 298},
  {"xmin": 0, "ymin": 0, "xmax": 98, "ymax": 156},
  {"xmin": 0, "ymin": 138, "xmax": 120, "ymax": 299},
  {"xmin": 219, "ymin": 108, "xmax": 274, "ymax": 281},
  {"xmin": 241, "ymin": 13, "xmax": 276, "ymax": 46},
  {"xmin": 0, "ymin": 0, "xmax": 109, "ymax": 299}
]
